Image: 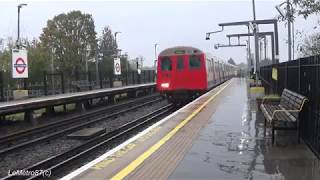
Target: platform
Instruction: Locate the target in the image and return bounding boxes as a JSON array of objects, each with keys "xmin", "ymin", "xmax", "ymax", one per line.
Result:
[
  {"xmin": 62, "ymin": 78, "xmax": 320, "ymax": 180},
  {"xmin": 0, "ymin": 83, "xmax": 155, "ymax": 116}
]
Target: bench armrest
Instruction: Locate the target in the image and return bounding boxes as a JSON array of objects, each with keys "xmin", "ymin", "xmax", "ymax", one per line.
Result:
[{"xmin": 271, "ymin": 109, "xmax": 300, "ymax": 120}]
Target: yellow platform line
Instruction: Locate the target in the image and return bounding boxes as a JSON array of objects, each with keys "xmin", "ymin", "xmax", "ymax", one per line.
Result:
[{"xmin": 111, "ymin": 80, "xmax": 232, "ymax": 180}]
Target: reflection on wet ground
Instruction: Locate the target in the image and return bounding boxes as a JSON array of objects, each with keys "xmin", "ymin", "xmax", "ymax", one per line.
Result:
[{"xmin": 170, "ymin": 78, "xmax": 320, "ymax": 180}]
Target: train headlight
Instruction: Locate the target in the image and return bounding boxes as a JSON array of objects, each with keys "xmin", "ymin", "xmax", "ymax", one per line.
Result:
[{"xmin": 161, "ymin": 83, "xmax": 169, "ymax": 88}]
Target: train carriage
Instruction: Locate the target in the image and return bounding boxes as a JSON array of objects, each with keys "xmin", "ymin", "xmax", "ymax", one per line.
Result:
[{"xmin": 156, "ymin": 46, "xmax": 236, "ymax": 103}]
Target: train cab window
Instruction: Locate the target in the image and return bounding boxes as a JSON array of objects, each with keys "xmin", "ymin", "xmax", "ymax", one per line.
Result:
[
  {"xmin": 177, "ymin": 57, "xmax": 184, "ymax": 70},
  {"xmin": 161, "ymin": 57, "xmax": 172, "ymax": 71},
  {"xmin": 189, "ymin": 55, "xmax": 201, "ymax": 69}
]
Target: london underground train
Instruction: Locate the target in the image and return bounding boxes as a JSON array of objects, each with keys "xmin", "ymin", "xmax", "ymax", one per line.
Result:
[{"xmin": 156, "ymin": 46, "xmax": 236, "ymax": 102}]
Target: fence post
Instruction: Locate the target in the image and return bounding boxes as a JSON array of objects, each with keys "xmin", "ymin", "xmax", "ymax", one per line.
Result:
[
  {"xmin": 43, "ymin": 71, "xmax": 48, "ymax": 96},
  {"xmin": 99, "ymin": 71, "xmax": 103, "ymax": 89},
  {"xmin": 110, "ymin": 74, "xmax": 113, "ymax": 88},
  {"xmin": 138, "ymin": 72, "xmax": 141, "ymax": 84},
  {"xmin": 88, "ymin": 71, "xmax": 92, "ymax": 90},
  {"xmin": 126, "ymin": 71, "xmax": 128, "ymax": 86},
  {"xmin": 61, "ymin": 72, "xmax": 65, "ymax": 94},
  {"xmin": 0, "ymin": 72, "xmax": 3, "ymax": 101}
]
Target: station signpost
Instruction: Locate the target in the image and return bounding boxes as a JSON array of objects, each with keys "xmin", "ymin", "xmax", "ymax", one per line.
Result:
[
  {"xmin": 12, "ymin": 49, "xmax": 28, "ymax": 99},
  {"xmin": 113, "ymin": 57, "xmax": 122, "ymax": 87}
]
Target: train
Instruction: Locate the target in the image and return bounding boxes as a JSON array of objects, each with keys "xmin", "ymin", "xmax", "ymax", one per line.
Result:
[{"xmin": 156, "ymin": 46, "xmax": 237, "ymax": 103}]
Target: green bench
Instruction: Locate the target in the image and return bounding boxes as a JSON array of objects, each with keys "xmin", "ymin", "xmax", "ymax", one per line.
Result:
[{"xmin": 260, "ymin": 88, "xmax": 307, "ymax": 144}]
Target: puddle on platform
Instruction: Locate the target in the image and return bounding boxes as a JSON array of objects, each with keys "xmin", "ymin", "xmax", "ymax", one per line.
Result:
[{"xmin": 170, "ymin": 78, "xmax": 320, "ymax": 180}]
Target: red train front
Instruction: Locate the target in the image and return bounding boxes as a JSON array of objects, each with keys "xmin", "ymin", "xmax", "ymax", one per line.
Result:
[
  {"xmin": 156, "ymin": 46, "xmax": 236, "ymax": 103},
  {"xmin": 156, "ymin": 46, "xmax": 208, "ymax": 102}
]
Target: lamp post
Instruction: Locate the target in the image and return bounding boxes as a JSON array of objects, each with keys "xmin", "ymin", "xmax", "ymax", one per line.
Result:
[
  {"xmin": 17, "ymin": 3, "xmax": 27, "ymax": 90},
  {"xmin": 51, "ymin": 47, "xmax": 56, "ymax": 94},
  {"xmin": 154, "ymin": 43, "xmax": 158, "ymax": 72},
  {"xmin": 114, "ymin": 32, "xmax": 121, "ymax": 56},
  {"xmin": 85, "ymin": 44, "xmax": 91, "ymax": 81},
  {"xmin": 154, "ymin": 43, "xmax": 158, "ymax": 60},
  {"xmin": 17, "ymin": 3, "xmax": 27, "ymax": 48}
]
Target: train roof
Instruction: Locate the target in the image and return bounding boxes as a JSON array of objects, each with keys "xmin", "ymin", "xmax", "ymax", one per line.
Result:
[{"xmin": 159, "ymin": 46, "xmax": 204, "ymax": 56}]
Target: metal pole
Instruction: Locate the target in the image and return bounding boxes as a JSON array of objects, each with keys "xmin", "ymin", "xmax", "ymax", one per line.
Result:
[
  {"xmin": 247, "ymin": 26, "xmax": 252, "ymax": 73},
  {"xmin": 264, "ymin": 36, "xmax": 267, "ymax": 60},
  {"xmin": 259, "ymin": 38, "xmax": 263, "ymax": 61},
  {"xmin": 154, "ymin": 44, "xmax": 158, "ymax": 60},
  {"xmin": 287, "ymin": 0, "xmax": 292, "ymax": 61},
  {"xmin": 51, "ymin": 48, "xmax": 55, "ymax": 94},
  {"xmin": 85, "ymin": 51, "xmax": 88, "ymax": 81},
  {"xmin": 95, "ymin": 48, "xmax": 99, "ymax": 85},
  {"xmin": 252, "ymin": 0, "xmax": 256, "ymax": 21},
  {"xmin": 17, "ymin": 7, "xmax": 20, "ymax": 46},
  {"xmin": 252, "ymin": 0, "xmax": 260, "ymax": 80},
  {"xmin": 274, "ymin": 21, "xmax": 279, "ymax": 63},
  {"xmin": 292, "ymin": 20, "xmax": 295, "ymax": 60},
  {"xmin": 271, "ymin": 33, "xmax": 275, "ymax": 63}
]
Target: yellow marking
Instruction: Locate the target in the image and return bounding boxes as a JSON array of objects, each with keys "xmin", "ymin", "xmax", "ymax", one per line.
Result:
[
  {"xmin": 250, "ymin": 87, "xmax": 265, "ymax": 94},
  {"xmin": 111, "ymin": 80, "xmax": 232, "ymax": 180},
  {"xmin": 92, "ymin": 125, "xmax": 161, "ymax": 169}
]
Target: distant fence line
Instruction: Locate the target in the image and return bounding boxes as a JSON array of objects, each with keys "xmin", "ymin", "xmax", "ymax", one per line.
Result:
[
  {"xmin": 0, "ymin": 70, "xmax": 155, "ymax": 101},
  {"xmin": 260, "ymin": 55, "xmax": 320, "ymax": 158}
]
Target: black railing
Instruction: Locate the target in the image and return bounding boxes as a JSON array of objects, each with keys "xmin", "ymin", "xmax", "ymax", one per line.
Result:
[
  {"xmin": 0, "ymin": 70, "xmax": 155, "ymax": 101},
  {"xmin": 260, "ymin": 55, "xmax": 320, "ymax": 158}
]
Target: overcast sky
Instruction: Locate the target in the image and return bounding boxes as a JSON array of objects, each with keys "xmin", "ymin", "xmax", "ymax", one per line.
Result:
[{"xmin": 0, "ymin": 0, "xmax": 319, "ymax": 66}]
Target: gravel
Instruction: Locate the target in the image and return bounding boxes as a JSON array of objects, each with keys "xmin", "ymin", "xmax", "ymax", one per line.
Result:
[{"xmin": 0, "ymin": 99, "xmax": 169, "ymax": 178}]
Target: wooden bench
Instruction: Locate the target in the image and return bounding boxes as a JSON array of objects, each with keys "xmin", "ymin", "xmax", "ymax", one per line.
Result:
[{"xmin": 260, "ymin": 88, "xmax": 307, "ymax": 144}]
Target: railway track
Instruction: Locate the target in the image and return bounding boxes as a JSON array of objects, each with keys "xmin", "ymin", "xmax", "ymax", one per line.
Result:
[
  {"xmin": 2, "ymin": 104, "xmax": 173, "ymax": 180},
  {"xmin": 0, "ymin": 94, "xmax": 163, "ymax": 156}
]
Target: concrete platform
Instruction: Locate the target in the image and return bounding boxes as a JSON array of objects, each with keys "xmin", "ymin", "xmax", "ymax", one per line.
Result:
[
  {"xmin": 67, "ymin": 128, "xmax": 106, "ymax": 140},
  {"xmin": 62, "ymin": 78, "xmax": 320, "ymax": 180}
]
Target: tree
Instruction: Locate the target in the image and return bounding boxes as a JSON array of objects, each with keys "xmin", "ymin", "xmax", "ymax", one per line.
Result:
[
  {"xmin": 300, "ymin": 32, "xmax": 320, "ymax": 56},
  {"xmin": 98, "ymin": 26, "xmax": 118, "ymax": 75},
  {"xmin": 227, "ymin": 58, "xmax": 236, "ymax": 65},
  {"xmin": 40, "ymin": 11, "xmax": 97, "ymax": 76},
  {"xmin": 27, "ymin": 39, "xmax": 51, "ymax": 82},
  {"xmin": 293, "ymin": 0, "xmax": 320, "ymax": 18}
]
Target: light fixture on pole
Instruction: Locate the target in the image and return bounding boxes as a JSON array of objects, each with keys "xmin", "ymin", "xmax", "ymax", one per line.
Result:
[{"xmin": 205, "ymin": 26, "xmax": 224, "ymax": 40}]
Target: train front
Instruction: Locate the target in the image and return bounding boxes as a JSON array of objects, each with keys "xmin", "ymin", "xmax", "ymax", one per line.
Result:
[{"xmin": 156, "ymin": 46, "xmax": 207, "ymax": 103}]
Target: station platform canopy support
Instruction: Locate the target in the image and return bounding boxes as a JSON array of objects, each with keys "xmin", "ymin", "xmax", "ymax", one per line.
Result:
[{"xmin": 218, "ymin": 19, "xmax": 279, "ymax": 76}]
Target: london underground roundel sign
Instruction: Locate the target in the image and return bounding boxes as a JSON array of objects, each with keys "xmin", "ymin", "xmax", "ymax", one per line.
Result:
[
  {"xmin": 12, "ymin": 49, "xmax": 28, "ymax": 78},
  {"xmin": 114, "ymin": 58, "xmax": 121, "ymax": 75}
]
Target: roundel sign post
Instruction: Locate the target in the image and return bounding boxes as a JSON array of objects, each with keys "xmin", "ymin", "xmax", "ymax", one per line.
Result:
[
  {"xmin": 114, "ymin": 58, "xmax": 121, "ymax": 75},
  {"xmin": 12, "ymin": 49, "xmax": 28, "ymax": 78}
]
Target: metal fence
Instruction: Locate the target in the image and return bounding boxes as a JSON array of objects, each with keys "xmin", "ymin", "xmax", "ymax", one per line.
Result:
[
  {"xmin": 260, "ymin": 55, "xmax": 320, "ymax": 158},
  {"xmin": 0, "ymin": 70, "xmax": 156, "ymax": 101}
]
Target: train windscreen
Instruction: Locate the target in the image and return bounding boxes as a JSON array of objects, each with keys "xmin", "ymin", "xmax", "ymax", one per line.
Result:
[
  {"xmin": 161, "ymin": 57, "xmax": 172, "ymax": 71},
  {"xmin": 189, "ymin": 55, "xmax": 201, "ymax": 69}
]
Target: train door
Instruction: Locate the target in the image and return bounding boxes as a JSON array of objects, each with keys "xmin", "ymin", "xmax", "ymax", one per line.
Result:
[
  {"xmin": 188, "ymin": 54, "xmax": 206, "ymax": 89},
  {"xmin": 174, "ymin": 55, "xmax": 186, "ymax": 89}
]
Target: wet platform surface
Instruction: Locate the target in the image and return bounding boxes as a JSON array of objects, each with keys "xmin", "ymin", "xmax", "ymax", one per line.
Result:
[{"xmin": 170, "ymin": 78, "xmax": 320, "ymax": 180}]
